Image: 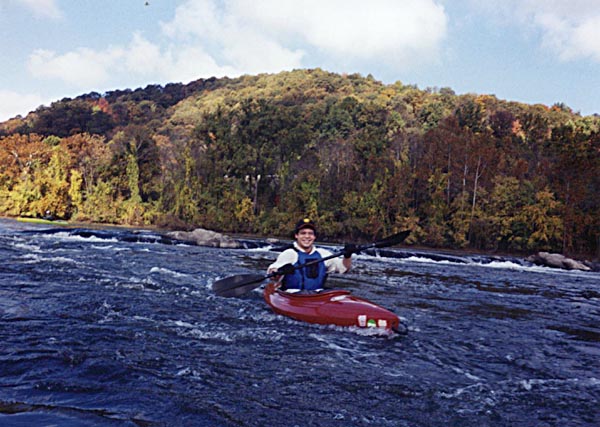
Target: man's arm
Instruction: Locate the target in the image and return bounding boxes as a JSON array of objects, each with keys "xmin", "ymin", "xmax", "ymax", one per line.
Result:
[
  {"xmin": 319, "ymin": 248, "xmax": 351, "ymax": 274},
  {"xmin": 267, "ymin": 249, "xmax": 298, "ymax": 274}
]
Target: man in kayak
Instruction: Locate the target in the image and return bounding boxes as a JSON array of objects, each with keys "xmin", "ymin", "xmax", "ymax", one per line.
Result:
[{"xmin": 267, "ymin": 218, "xmax": 355, "ymax": 292}]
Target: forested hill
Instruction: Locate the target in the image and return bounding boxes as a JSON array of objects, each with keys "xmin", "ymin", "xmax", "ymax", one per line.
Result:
[{"xmin": 1, "ymin": 69, "xmax": 599, "ymax": 256}]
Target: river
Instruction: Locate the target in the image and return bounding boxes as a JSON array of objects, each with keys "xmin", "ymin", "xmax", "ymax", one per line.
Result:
[{"xmin": 0, "ymin": 218, "xmax": 598, "ymax": 426}]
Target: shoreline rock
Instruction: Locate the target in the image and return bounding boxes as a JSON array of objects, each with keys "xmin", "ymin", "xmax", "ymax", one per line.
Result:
[
  {"xmin": 526, "ymin": 252, "xmax": 592, "ymax": 271},
  {"xmin": 166, "ymin": 228, "xmax": 241, "ymax": 248}
]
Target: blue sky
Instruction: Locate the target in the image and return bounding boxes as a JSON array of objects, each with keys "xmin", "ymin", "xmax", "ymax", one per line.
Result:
[{"xmin": 1, "ymin": 0, "xmax": 599, "ymax": 121}]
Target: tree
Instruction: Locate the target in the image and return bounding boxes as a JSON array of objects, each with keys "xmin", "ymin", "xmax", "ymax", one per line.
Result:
[
  {"xmin": 1, "ymin": 69, "xmax": 598, "ymax": 255},
  {"xmin": 0, "ymin": 134, "xmax": 51, "ymax": 216},
  {"xmin": 33, "ymin": 146, "xmax": 70, "ymax": 217},
  {"xmin": 521, "ymin": 188, "xmax": 563, "ymax": 251},
  {"xmin": 487, "ymin": 176, "xmax": 525, "ymax": 250},
  {"xmin": 547, "ymin": 119, "xmax": 599, "ymax": 253},
  {"xmin": 62, "ymin": 133, "xmax": 110, "ymax": 196}
]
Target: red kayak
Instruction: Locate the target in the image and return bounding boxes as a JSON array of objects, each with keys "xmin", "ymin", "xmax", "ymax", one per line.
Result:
[{"xmin": 263, "ymin": 282, "xmax": 400, "ymax": 332}]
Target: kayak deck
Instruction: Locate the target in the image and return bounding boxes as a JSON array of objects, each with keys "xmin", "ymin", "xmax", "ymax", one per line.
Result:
[{"xmin": 263, "ymin": 282, "xmax": 400, "ymax": 331}]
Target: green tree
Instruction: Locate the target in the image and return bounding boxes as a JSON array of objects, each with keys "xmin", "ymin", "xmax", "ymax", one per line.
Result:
[
  {"xmin": 521, "ymin": 188, "xmax": 563, "ymax": 251},
  {"xmin": 33, "ymin": 146, "xmax": 70, "ymax": 217},
  {"xmin": 69, "ymin": 169, "xmax": 84, "ymax": 216}
]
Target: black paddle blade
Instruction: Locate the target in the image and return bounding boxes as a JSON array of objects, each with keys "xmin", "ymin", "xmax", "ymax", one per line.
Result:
[
  {"xmin": 215, "ymin": 281, "xmax": 266, "ymax": 297},
  {"xmin": 212, "ymin": 273, "xmax": 267, "ymax": 297},
  {"xmin": 372, "ymin": 230, "xmax": 410, "ymax": 249}
]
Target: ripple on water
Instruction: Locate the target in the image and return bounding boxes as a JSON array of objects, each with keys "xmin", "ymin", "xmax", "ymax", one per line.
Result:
[{"xmin": 1, "ymin": 222, "xmax": 599, "ymax": 427}]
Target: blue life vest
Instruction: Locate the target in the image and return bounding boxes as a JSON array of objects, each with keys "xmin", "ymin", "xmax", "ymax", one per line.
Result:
[{"xmin": 283, "ymin": 249, "xmax": 328, "ymax": 291}]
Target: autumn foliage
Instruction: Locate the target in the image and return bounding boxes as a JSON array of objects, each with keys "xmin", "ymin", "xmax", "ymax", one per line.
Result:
[{"xmin": 1, "ymin": 69, "xmax": 598, "ymax": 256}]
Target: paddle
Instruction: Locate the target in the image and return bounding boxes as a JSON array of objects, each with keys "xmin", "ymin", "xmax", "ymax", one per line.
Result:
[{"xmin": 212, "ymin": 230, "xmax": 410, "ymax": 297}]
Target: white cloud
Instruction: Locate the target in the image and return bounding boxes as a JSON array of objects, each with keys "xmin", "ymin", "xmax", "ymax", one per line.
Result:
[
  {"xmin": 471, "ymin": 0, "xmax": 600, "ymax": 62},
  {"xmin": 219, "ymin": 30, "xmax": 305, "ymax": 74},
  {"xmin": 16, "ymin": 0, "xmax": 62, "ymax": 19},
  {"xmin": 24, "ymin": 33, "xmax": 242, "ymax": 91},
  {"xmin": 161, "ymin": 0, "xmax": 306, "ymax": 74},
  {"xmin": 0, "ymin": 90, "xmax": 46, "ymax": 121},
  {"xmin": 161, "ymin": 0, "xmax": 224, "ymax": 40},
  {"xmin": 119, "ymin": 33, "xmax": 250, "ymax": 83},
  {"xmin": 529, "ymin": 8, "xmax": 600, "ymax": 62},
  {"xmin": 125, "ymin": 33, "xmax": 166, "ymax": 76},
  {"xmin": 231, "ymin": 0, "xmax": 448, "ymax": 66},
  {"xmin": 162, "ymin": 0, "xmax": 447, "ymax": 70},
  {"xmin": 566, "ymin": 15, "xmax": 600, "ymax": 61},
  {"xmin": 22, "ymin": 0, "xmax": 449, "ymax": 96},
  {"xmin": 163, "ymin": 45, "xmax": 239, "ymax": 82},
  {"xmin": 27, "ymin": 47, "xmax": 126, "ymax": 88}
]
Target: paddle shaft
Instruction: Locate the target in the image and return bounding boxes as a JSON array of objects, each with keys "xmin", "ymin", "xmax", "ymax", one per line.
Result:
[{"xmin": 283, "ymin": 229, "xmax": 411, "ymax": 272}]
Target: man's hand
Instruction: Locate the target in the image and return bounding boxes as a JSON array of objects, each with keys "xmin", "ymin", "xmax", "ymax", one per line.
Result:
[
  {"xmin": 343, "ymin": 244, "xmax": 359, "ymax": 258},
  {"xmin": 276, "ymin": 263, "xmax": 295, "ymax": 275}
]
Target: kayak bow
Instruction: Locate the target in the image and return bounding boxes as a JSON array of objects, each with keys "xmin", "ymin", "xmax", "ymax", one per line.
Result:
[{"xmin": 263, "ymin": 282, "xmax": 400, "ymax": 332}]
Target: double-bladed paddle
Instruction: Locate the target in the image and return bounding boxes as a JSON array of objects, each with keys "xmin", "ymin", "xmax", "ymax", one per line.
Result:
[{"xmin": 212, "ymin": 230, "xmax": 410, "ymax": 297}]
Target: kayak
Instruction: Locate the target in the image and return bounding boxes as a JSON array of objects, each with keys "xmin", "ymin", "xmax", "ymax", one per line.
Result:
[{"xmin": 263, "ymin": 282, "xmax": 400, "ymax": 332}]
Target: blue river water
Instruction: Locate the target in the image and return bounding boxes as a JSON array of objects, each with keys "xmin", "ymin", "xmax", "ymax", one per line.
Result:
[{"xmin": 0, "ymin": 218, "xmax": 599, "ymax": 427}]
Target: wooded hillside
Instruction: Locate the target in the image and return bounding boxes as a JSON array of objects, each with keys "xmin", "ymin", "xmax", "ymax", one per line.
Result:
[{"xmin": 1, "ymin": 69, "xmax": 599, "ymax": 256}]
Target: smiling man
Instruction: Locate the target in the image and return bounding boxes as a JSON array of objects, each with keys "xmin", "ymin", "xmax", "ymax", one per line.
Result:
[{"xmin": 267, "ymin": 218, "xmax": 354, "ymax": 292}]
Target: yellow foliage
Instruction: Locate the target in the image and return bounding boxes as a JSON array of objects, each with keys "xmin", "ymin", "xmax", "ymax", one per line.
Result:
[
  {"xmin": 235, "ymin": 196, "xmax": 255, "ymax": 227},
  {"xmin": 522, "ymin": 189, "xmax": 563, "ymax": 250},
  {"xmin": 69, "ymin": 169, "xmax": 83, "ymax": 214}
]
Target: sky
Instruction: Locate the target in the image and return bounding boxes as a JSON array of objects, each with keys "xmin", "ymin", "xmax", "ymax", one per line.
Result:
[{"xmin": 1, "ymin": 0, "xmax": 599, "ymax": 122}]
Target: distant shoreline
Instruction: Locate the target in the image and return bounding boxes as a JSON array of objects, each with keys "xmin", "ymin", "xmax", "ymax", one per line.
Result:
[{"xmin": 3, "ymin": 216, "xmax": 597, "ymax": 267}]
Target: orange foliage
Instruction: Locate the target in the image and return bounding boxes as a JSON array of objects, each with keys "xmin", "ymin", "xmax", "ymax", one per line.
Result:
[{"xmin": 0, "ymin": 134, "xmax": 51, "ymax": 183}]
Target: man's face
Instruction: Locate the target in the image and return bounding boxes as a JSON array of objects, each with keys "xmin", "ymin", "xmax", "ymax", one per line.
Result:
[{"xmin": 295, "ymin": 228, "xmax": 316, "ymax": 252}]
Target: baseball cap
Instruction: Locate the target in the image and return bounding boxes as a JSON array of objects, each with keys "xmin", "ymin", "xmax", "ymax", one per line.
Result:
[{"xmin": 294, "ymin": 218, "xmax": 317, "ymax": 234}]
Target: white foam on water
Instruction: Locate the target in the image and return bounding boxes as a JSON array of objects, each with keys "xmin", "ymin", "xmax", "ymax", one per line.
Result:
[
  {"xmin": 480, "ymin": 260, "xmax": 595, "ymax": 277},
  {"xmin": 246, "ymin": 245, "xmax": 277, "ymax": 252},
  {"xmin": 149, "ymin": 266, "xmax": 189, "ymax": 277},
  {"xmin": 404, "ymin": 256, "xmax": 457, "ymax": 265},
  {"xmin": 19, "ymin": 253, "xmax": 78, "ymax": 265},
  {"xmin": 381, "ymin": 254, "xmax": 598, "ymax": 278},
  {"xmin": 13, "ymin": 241, "xmax": 41, "ymax": 252},
  {"xmin": 91, "ymin": 244, "xmax": 128, "ymax": 251},
  {"xmin": 39, "ymin": 231, "xmax": 119, "ymax": 243}
]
